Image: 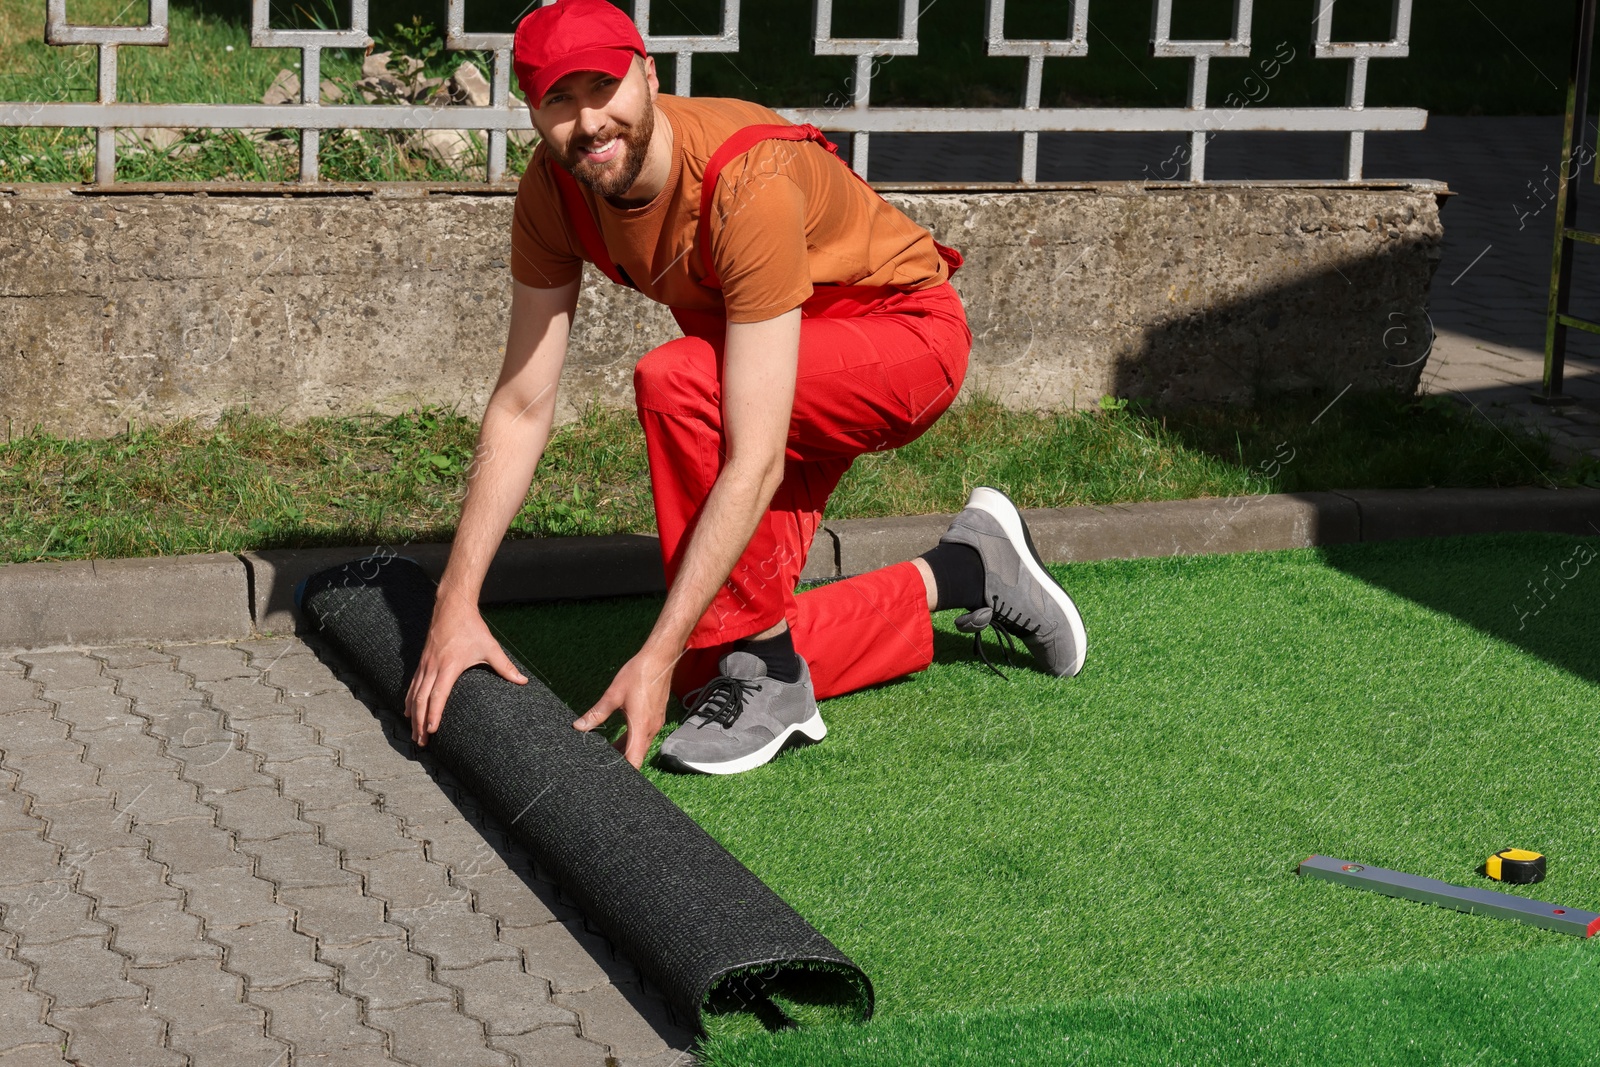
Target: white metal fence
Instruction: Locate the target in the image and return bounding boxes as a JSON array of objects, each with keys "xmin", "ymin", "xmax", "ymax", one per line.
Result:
[{"xmin": 1, "ymin": 0, "xmax": 1423, "ymax": 185}]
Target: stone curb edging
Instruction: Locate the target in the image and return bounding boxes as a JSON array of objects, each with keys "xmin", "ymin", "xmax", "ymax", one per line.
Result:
[{"xmin": 2, "ymin": 487, "xmax": 1597, "ymax": 650}]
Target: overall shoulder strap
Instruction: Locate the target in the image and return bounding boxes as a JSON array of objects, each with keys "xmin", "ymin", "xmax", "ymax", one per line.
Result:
[
  {"xmin": 696, "ymin": 123, "xmax": 962, "ymax": 288},
  {"xmin": 546, "ymin": 156, "xmax": 637, "ymax": 290},
  {"xmin": 696, "ymin": 124, "xmax": 833, "ymax": 289}
]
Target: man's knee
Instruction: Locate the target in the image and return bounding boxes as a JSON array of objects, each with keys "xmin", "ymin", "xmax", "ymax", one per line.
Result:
[{"xmin": 634, "ymin": 336, "xmax": 720, "ymax": 417}]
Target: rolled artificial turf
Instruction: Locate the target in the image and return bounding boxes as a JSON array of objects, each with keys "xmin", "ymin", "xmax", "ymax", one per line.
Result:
[
  {"xmin": 297, "ymin": 556, "xmax": 873, "ymax": 1031},
  {"xmin": 485, "ymin": 532, "xmax": 1600, "ymax": 1063}
]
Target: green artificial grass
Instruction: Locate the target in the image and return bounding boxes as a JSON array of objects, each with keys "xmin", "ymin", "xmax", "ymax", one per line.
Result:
[
  {"xmin": 708, "ymin": 942, "xmax": 1600, "ymax": 1066},
  {"xmin": 485, "ymin": 532, "xmax": 1600, "ymax": 1064},
  {"xmin": 0, "ymin": 391, "xmax": 1580, "ymax": 564}
]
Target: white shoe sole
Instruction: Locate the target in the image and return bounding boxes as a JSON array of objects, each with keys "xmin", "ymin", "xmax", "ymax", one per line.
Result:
[
  {"xmin": 670, "ymin": 710, "xmax": 828, "ymax": 776},
  {"xmin": 966, "ymin": 486, "xmax": 1088, "ymax": 677}
]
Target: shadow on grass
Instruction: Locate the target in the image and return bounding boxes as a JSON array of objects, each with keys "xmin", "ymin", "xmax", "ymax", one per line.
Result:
[{"xmin": 1318, "ymin": 532, "xmax": 1600, "ymax": 689}]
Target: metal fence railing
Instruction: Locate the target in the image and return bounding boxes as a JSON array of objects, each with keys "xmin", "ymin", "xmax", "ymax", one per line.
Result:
[{"xmin": 1, "ymin": 0, "xmax": 1424, "ymax": 186}]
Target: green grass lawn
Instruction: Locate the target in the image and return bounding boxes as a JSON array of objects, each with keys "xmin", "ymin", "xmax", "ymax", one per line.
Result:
[
  {"xmin": 486, "ymin": 532, "xmax": 1600, "ymax": 1064},
  {"xmin": 0, "ymin": 392, "xmax": 1583, "ymax": 564}
]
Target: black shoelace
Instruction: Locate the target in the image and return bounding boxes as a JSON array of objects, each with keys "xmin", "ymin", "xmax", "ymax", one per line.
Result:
[
  {"xmin": 954, "ymin": 596, "xmax": 1042, "ymax": 679},
  {"xmin": 682, "ymin": 675, "xmax": 763, "ymax": 728}
]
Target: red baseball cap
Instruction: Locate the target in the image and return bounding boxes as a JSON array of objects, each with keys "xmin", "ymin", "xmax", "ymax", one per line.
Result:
[{"xmin": 513, "ymin": 0, "xmax": 647, "ymax": 107}]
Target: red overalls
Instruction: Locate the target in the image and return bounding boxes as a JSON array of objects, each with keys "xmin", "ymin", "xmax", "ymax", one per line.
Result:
[{"xmin": 550, "ymin": 123, "xmax": 973, "ymax": 700}]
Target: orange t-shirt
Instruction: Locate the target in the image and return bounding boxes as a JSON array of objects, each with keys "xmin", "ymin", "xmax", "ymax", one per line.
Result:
[{"xmin": 509, "ymin": 93, "xmax": 949, "ymax": 323}]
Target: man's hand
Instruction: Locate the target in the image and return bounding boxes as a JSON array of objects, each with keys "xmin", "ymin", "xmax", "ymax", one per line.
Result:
[
  {"xmin": 405, "ymin": 600, "xmax": 528, "ymax": 747},
  {"xmin": 572, "ymin": 645, "xmax": 679, "ymax": 768}
]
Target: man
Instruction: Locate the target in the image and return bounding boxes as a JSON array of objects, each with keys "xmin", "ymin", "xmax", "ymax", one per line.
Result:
[{"xmin": 403, "ymin": 0, "xmax": 1087, "ymax": 774}]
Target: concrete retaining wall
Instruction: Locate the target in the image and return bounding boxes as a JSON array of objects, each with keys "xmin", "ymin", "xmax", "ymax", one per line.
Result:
[{"xmin": 0, "ymin": 180, "xmax": 1445, "ymax": 438}]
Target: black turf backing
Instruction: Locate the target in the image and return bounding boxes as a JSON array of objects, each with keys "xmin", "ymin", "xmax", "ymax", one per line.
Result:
[{"xmin": 298, "ymin": 555, "xmax": 873, "ymax": 1031}]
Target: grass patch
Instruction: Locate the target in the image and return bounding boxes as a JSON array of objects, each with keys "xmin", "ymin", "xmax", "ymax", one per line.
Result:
[
  {"xmin": 703, "ymin": 943, "xmax": 1600, "ymax": 1066},
  {"xmin": 0, "ymin": 391, "xmax": 1578, "ymax": 563},
  {"xmin": 0, "ymin": 0, "xmax": 532, "ymax": 183},
  {"xmin": 483, "ymin": 532, "xmax": 1600, "ymax": 1064}
]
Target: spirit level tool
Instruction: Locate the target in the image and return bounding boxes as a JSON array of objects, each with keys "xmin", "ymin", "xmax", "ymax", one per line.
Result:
[{"xmin": 1298, "ymin": 854, "xmax": 1600, "ymax": 937}]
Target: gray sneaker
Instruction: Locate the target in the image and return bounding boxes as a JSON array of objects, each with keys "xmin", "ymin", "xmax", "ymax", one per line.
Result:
[
  {"xmin": 939, "ymin": 486, "xmax": 1088, "ymax": 677},
  {"xmin": 656, "ymin": 651, "xmax": 826, "ymax": 775}
]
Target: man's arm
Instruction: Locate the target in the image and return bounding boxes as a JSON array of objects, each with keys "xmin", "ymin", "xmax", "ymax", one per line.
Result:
[
  {"xmin": 573, "ymin": 307, "xmax": 801, "ymax": 767},
  {"xmin": 405, "ymin": 276, "xmax": 581, "ymax": 745}
]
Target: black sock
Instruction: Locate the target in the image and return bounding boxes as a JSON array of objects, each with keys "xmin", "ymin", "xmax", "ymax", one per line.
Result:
[
  {"xmin": 919, "ymin": 542, "xmax": 987, "ymax": 612},
  {"xmin": 735, "ymin": 628, "xmax": 802, "ymax": 684}
]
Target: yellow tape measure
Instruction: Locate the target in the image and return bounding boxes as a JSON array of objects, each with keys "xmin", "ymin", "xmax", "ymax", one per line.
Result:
[{"xmin": 1486, "ymin": 849, "xmax": 1546, "ymax": 885}]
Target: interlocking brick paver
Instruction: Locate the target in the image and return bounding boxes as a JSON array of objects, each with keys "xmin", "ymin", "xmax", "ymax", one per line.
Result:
[
  {"xmin": 0, "ymin": 1046, "xmax": 69, "ymax": 1066},
  {"xmin": 87, "ymin": 647, "xmax": 171, "ymax": 670},
  {"xmin": 133, "ymin": 698, "xmax": 226, "ymax": 743},
  {"xmin": 130, "ymin": 958, "xmax": 262, "ymax": 1034},
  {"xmin": 209, "ymin": 919, "xmax": 335, "ymax": 988},
  {"xmin": 0, "ymin": 979, "xmax": 62, "ymax": 1056},
  {"xmin": 32, "ymin": 798, "xmax": 140, "ymax": 853},
  {"xmin": 0, "ymin": 675, "xmax": 46, "ymax": 715},
  {"xmin": 77, "ymin": 730, "xmax": 172, "ymax": 776},
  {"xmin": 0, "ymin": 881, "xmax": 109, "ymax": 946},
  {"xmin": 321, "ymin": 939, "xmax": 455, "ymax": 1010},
  {"xmin": 247, "ymin": 834, "xmax": 360, "ymax": 890},
  {"xmin": 497, "ymin": 923, "xmax": 620, "ymax": 993},
  {"xmin": 168, "ymin": 866, "xmax": 291, "ymax": 928},
  {"xmin": 169, "ymin": 743, "xmax": 274, "ymax": 796},
  {"xmin": 53, "ymin": 1000, "xmax": 184, "ymax": 1067},
  {"xmin": 369, "ymin": 1001, "xmax": 516, "ymax": 1067},
  {"xmin": 169, "ymin": 1025, "xmax": 290, "ymax": 1067},
  {"xmin": 237, "ymin": 718, "xmax": 327, "ymax": 763},
  {"xmin": 18, "ymin": 653, "xmax": 105, "ymax": 692},
  {"xmin": 4, "ymin": 638, "xmax": 692, "ymax": 1065},
  {"xmin": 490, "ymin": 1025, "xmax": 611, "ymax": 1067},
  {"xmin": 47, "ymin": 690, "xmax": 140, "ymax": 733},
  {"xmin": 169, "ymin": 644, "xmax": 255, "ymax": 683},
  {"xmin": 308, "ymin": 805, "xmax": 417, "ymax": 862},
  {"xmin": 106, "ymin": 663, "xmax": 196, "ymax": 703},
  {"xmin": 239, "ymin": 639, "xmax": 313, "ymax": 667},
  {"xmin": 101, "ymin": 899, "xmax": 219, "ymax": 965},
  {"xmin": 0, "ymin": 713, "xmax": 77, "ymax": 763},
  {"xmin": 201, "ymin": 676, "xmax": 287, "ymax": 721},
  {"xmin": 252, "ymin": 980, "xmax": 391, "ymax": 1055},
  {"xmin": 0, "ymin": 832, "xmax": 64, "ymax": 889},
  {"xmin": 326, "ymin": 731, "xmax": 424, "ymax": 784},
  {"xmin": 447, "ymin": 960, "xmax": 575, "ymax": 1035},
  {"xmin": 104, "ymin": 770, "xmax": 209, "ymax": 827},
  {"xmin": 142, "ymin": 821, "xmax": 247, "ymax": 874},
  {"xmin": 264, "ymin": 657, "xmax": 346, "ymax": 698},
  {"xmin": 211, "ymin": 787, "xmax": 307, "ymax": 841},
  {"xmin": 75, "ymin": 846, "xmax": 180, "ymax": 908},
  {"xmin": 263, "ymin": 755, "xmax": 367, "ymax": 811},
  {"xmin": 279, "ymin": 885, "xmax": 405, "ymax": 948},
  {"xmin": 0, "ymin": 789, "xmax": 39, "ymax": 833},
  {"xmin": 22, "ymin": 935, "xmax": 142, "ymax": 1007},
  {"xmin": 348, "ymin": 851, "xmax": 471, "ymax": 911},
  {"xmin": 388, "ymin": 902, "xmax": 519, "ymax": 970},
  {"xmin": 456, "ymin": 870, "xmax": 571, "ymax": 930},
  {"xmin": 295, "ymin": 691, "xmax": 385, "ymax": 739},
  {"xmin": 365, "ymin": 774, "xmax": 468, "ymax": 828},
  {"xmin": 554, "ymin": 984, "xmax": 691, "ymax": 1062}
]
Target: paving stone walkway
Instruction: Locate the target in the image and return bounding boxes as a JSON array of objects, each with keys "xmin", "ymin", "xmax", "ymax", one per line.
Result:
[{"xmin": 0, "ymin": 639, "xmax": 696, "ymax": 1067}]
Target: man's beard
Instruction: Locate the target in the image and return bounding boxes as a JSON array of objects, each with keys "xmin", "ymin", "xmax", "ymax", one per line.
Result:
[{"xmin": 553, "ymin": 104, "xmax": 656, "ymax": 200}]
